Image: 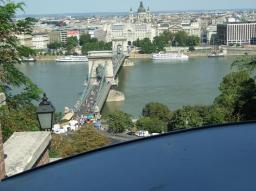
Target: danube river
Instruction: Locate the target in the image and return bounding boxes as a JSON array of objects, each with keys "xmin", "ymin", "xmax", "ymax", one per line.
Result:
[{"xmin": 16, "ymin": 57, "xmax": 234, "ymax": 116}]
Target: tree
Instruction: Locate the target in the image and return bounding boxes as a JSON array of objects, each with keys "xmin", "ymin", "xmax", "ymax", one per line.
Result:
[
  {"xmin": 142, "ymin": 102, "xmax": 172, "ymax": 123},
  {"xmin": 107, "ymin": 111, "xmax": 133, "ymax": 134},
  {"xmin": 0, "ymin": 1, "xmax": 42, "ymax": 140},
  {"xmin": 50, "ymin": 127, "xmax": 110, "ymax": 158},
  {"xmin": 80, "ymin": 33, "xmax": 112, "ymax": 55},
  {"xmin": 186, "ymin": 35, "xmax": 200, "ymax": 47},
  {"xmin": 47, "ymin": 42, "xmax": 62, "ymax": 50},
  {"xmin": 232, "ymin": 55, "xmax": 256, "ymax": 76},
  {"xmin": 174, "ymin": 31, "xmax": 188, "ymax": 46},
  {"xmin": 136, "ymin": 117, "xmax": 167, "ymax": 133},
  {"xmin": 65, "ymin": 37, "xmax": 78, "ymax": 54},
  {"xmin": 153, "ymin": 36, "xmax": 165, "ymax": 52},
  {"xmin": 79, "ymin": 34, "xmax": 98, "ymax": 45},
  {"xmin": 139, "ymin": 38, "xmax": 156, "ymax": 54},
  {"xmin": 214, "ymin": 71, "xmax": 256, "ymax": 121},
  {"xmin": 168, "ymin": 106, "xmax": 204, "ymax": 131},
  {"xmin": 0, "ymin": 105, "xmax": 39, "ymax": 141}
]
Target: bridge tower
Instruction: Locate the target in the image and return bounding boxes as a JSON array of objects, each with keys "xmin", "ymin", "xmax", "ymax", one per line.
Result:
[
  {"xmin": 88, "ymin": 51, "xmax": 114, "ymax": 84},
  {"xmin": 112, "ymin": 38, "xmax": 128, "ymax": 54}
]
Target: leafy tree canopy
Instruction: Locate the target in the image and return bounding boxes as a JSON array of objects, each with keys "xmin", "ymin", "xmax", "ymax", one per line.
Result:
[
  {"xmin": 142, "ymin": 102, "xmax": 172, "ymax": 122},
  {"xmin": 65, "ymin": 36, "xmax": 78, "ymax": 54},
  {"xmin": 50, "ymin": 127, "xmax": 110, "ymax": 158},
  {"xmin": 0, "ymin": 0, "xmax": 41, "ymax": 140},
  {"xmin": 47, "ymin": 42, "xmax": 63, "ymax": 50},
  {"xmin": 168, "ymin": 106, "xmax": 204, "ymax": 130},
  {"xmin": 133, "ymin": 31, "xmax": 200, "ymax": 54},
  {"xmin": 214, "ymin": 70, "xmax": 256, "ymax": 121},
  {"xmin": 107, "ymin": 111, "xmax": 133, "ymax": 134},
  {"xmin": 79, "ymin": 34, "xmax": 112, "ymax": 55},
  {"xmin": 136, "ymin": 117, "xmax": 167, "ymax": 133},
  {"xmin": 232, "ymin": 55, "xmax": 256, "ymax": 76}
]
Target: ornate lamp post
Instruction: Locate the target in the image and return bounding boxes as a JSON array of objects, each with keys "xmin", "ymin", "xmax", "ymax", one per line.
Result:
[{"xmin": 36, "ymin": 93, "xmax": 55, "ymax": 131}]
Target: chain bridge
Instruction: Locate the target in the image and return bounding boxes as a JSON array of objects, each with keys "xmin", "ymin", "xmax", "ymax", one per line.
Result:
[{"xmin": 73, "ymin": 38, "xmax": 129, "ymax": 116}]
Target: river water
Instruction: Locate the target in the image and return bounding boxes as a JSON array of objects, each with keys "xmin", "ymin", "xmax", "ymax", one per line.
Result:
[{"xmin": 16, "ymin": 57, "xmax": 234, "ymax": 116}]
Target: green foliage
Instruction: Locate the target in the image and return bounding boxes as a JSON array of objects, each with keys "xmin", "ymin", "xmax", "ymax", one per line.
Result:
[
  {"xmin": 142, "ymin": 102, "xmax": 172, "ymax": 122},
  {"xmin": 49, "ymin": 127, "xmax": 110, "ymax": 158},
  {"xmin": 168, "ymin": 106, "xmax": 204, "ymax": 130},
  {"xmin": 133, "ymin": 31, "xmax": 200, "ymax": 54},
  {"xmin": 232, "ymin": 55, "xmax": 256, "ymax": 75},
  {"xmin": 79, "ymin": 34, "xmax": 96, "ymax": 45},
  {"xmin": 186, "ymin": 35, "xmax": 200, "ymax": 47},
  {"xmin": 0, "ymin": 105, "xmax": 39, "ymax": 141},
  {"xmin": 174, "ymin": 31, "xmax": 188, "ymax": 46},
  {"xmin": 47, "ymin": 42, "xmax": 62, "ymax": 50},
  {"xmin": 0, "ymin": 1, "xmax": 36, "ymax": 89},
  {"xmin": 214, "ymin": 70, "xmax": 256, "ymax": 121},
  {"xmin": 107, "ymin": 111, "xmax": 133, "ymax": 134},
  {"xmin": 65, "ymin": 37, "xmax": 78, "ymax": 54},
  {"xmin": 79, "ymin": 34, "xmax": 112, "ymax": 54},
  {"xmin": 0, "ymin": 1, "xmax": 42, "ymax": 140},
  {"xmin": 136, "ymin": 117, "xmax": 167, "ymax": 133},
  {"xmin": 206, "ymin": 105, "xmax": 227, "ymax": 124}
]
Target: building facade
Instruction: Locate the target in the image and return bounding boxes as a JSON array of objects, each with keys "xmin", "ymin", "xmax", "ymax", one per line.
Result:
[
  {"xmin": 32, "ymin": 33, "xmax": 49, "ymax": 50},
  {"xmin": 16, "ymin": 34, "xmax": 33, "ymax": 47},
  {"xmin": 49, "ymin": 31, "xmax": 61, "ymax": 44},
  {"xmin": 217, "ymin": 22, "xmax": 256, "ymax": 45},
  {"xmin": 106, "ymin": 23, "xmax": 156, "ymax": 43}
]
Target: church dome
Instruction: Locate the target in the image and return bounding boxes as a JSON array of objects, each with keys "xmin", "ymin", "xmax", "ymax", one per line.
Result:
[{"xmin": 137, "ymin": 1, "xmax": 146, "ymax": 13}]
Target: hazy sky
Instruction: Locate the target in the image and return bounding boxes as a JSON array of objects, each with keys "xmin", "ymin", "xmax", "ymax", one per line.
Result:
[{"xmin": 14, "ymin": 0, "xmax": 256, "ymax": 15}]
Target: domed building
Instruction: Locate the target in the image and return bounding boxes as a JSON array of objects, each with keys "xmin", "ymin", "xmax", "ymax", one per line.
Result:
[{"xmin": 129, "ymin": 1, "xmax": 153, "ymax": 24}]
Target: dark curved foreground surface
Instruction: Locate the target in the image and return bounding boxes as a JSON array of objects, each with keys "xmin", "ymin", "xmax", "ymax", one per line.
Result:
[{"xmin": 1, "ymin": 122, "xmax": 256, "ymax": 191}]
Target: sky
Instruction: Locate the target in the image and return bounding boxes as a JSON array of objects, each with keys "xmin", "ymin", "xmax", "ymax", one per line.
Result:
[{"xmin": 14, "ymin": 0, "xmax": 256, "ymax": 15}]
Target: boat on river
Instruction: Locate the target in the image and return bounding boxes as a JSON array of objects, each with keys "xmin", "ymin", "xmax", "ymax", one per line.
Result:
[
  {"xmin": 56, "ymin": 55, "xmax": 88, "ymax": 62},
  {"xmin": 208, "ymin": 51, "xmax": 225, "ymax": 58},
  {"xmin": 152, "ymin": 52, "xmax": 189, "ymax": 60}
]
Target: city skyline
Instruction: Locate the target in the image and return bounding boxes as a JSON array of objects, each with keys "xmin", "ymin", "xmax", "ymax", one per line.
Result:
[{"xmin": 15, "ymin": 0, "xmax": 256, "ymax": 15}]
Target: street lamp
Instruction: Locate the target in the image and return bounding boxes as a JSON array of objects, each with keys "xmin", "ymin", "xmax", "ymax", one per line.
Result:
[{"xmin": 36, "ymin": 93, "xmax": 55, "ymax": 131}]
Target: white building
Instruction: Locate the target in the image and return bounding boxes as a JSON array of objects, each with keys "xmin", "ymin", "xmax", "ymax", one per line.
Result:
[
  {"xmin": 206, "ymin": 25, "xmax": 217, "ymax": 44},
  {"xmin": 182, "ymin": 20, "xmax": 201, "ymax": 38},
  {"xmin": 17, "ymin": 34, "xmax": 33, "ymax": 48},
  {"xmin": 217, "ymin": 22, "xmax": 256, "ymax": 45},
  {"xmin": 89, "ymin": 29, "xmax": 107, "ymax": 42},
  {"xmin": 32, "ymin": 33, "xmax": 49, "ymax": 50},
  {"xmin": 106, "ymin": 23, "xmax": 156, "ymax": 44},
  {"xmin": 157, "ymin": 20, "xmax": 201, "ymax": 38}
]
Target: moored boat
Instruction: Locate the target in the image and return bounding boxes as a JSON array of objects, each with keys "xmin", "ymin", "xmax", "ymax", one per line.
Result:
[
  {"xmin": 152, "ymin": 52, "xmax": 189, "ymax": 60},
  {"xmin": 56, "ymin": 55, "xmax": 88, "ymax": 62},
  {"xmin": 208, "ymin": 52, "xmax": 225, "ymax": 57}
]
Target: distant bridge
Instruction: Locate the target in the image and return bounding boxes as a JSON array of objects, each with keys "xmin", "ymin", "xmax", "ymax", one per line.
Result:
[{"xmin": 73, "ymin": 38, "xmax": 129, "ymax": 116}]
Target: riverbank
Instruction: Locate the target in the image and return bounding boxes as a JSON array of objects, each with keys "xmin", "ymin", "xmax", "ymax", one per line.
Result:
[
  {"xmin": 35, "ymin": 47, "xmax": 256, "ymax": 61},
  {"xmin": 36, "ymin": 55, "xmax": 57, "ymax": 61},
  {"xmin": 129, "ymin": 49, "xmax": 256, "ymax": 59}
]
